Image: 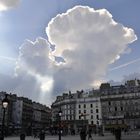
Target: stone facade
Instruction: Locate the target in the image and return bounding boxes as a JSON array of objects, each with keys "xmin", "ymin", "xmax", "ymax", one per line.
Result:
[
  {"xmin": 100, "ymin": 79, "xmax": 140, "ymax": 130},
  {"xmin": 0, "ymin": 92, "xmax": 51, "ymax": 135},
  {"xmin": 51, "ymin": 90, "xmax": 102, "ymax": 133},
  {"xmin": 52, "ymin": 79, "xmax": 140, "ymax": 132}
]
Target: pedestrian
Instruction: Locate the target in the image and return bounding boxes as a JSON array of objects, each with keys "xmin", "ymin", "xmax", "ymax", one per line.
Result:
[
  {"xmin": 114, "ymin": 127, "xmax": 121, "ymax": 140},
  {"xmin": 20, "ymin": 132, "xmax": 25, "ymax": 140},
  {"xmin": 87, "ymin": 129, "xmax": 93, "ymax": 140},
  {"xmin": 33, "ymin": 131, "xmax": 38, "ymax": 138},
  {"xmin": 39, "ymin": 130, "xmax": 45, "ymax": 140},
  {"xmin": 80, "ymin": 128, "xmax": 87, "ymax": 140}
]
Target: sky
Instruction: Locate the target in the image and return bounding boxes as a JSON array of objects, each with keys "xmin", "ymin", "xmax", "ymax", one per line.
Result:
[{"xmin": 0, "ymin": 0, "xmax": 140, "ymax": 106}]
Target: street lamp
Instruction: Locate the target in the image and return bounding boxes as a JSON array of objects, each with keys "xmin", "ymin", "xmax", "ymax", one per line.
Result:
[
  {"xmin": 58, "ymin": 109, "xmax": 62, "ymax": 140},
  {"xmin": 1, "ymin": 94, "xmax": 9, "ymax": 140}
]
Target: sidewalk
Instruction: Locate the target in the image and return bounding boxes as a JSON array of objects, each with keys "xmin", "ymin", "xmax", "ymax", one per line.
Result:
[{"xmin": 4, "ymin": 131, "xmax": 140, "ymax": 140}]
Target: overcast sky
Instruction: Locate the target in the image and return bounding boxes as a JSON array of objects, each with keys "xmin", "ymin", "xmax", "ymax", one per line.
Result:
[{"xmin": 0, "ymin": 0, "xmax": 140, "ymax": 106}]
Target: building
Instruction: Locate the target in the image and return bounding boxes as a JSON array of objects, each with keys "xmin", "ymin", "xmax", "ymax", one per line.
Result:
[
  {"xmin": 51, "ymin": 90, "xmax": 102, "ymax": 133},
  {"xmin": 40, "ymin": 104, "xmax": 51, "ymax": 130},
  {"xmin": 32, "ymin": 102, "xmax": 42, "ymax": 130},
  {"xmin": 100, "ymin": 80, "xmax": 140, "ymax": 130},
  {"xmin": 12, "ymin": 97, "xmax": 33, "ymax": 135},
  {"xmin": 32, "ymin": 102, "xmax": 51, "ymax": 132},
  {"xmin": 76, "ymin": 92, "xmax": 102, "ymax": 129},
  {"xmin": 51, "ymin": 91, "xmax": 77, "ymax": 134},
  {"xmin": 0, "ymin": 92, "xmax": 51, "ymax": 136},
  {"xmin": 12, "ymin": 99, "xmax": 23, "ymax": 129}
]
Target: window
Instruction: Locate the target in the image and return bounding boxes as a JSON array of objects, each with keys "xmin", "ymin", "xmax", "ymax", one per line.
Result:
[
  {"xmin": 79, "ymin": 105, "xmax": 81, "ymax": 108},
  {"xmin": 79, "ymin": 110, "xmax": 81, "ymax": 114},
  {"xmin": 108, "ymin": 101, "xmax": 111, "ymax": 106},
  {"xmin": 91, "ymin": 115, "xmax": 93, "ymax": 119},
  {"xmin": 115, "ymin": 107, "xmax": 117, "ymax": 111},
  {"xmin": 96, "ymin": 109, "xmax": 98, "ymax": 113},
  {"xmin": 90, "ymin": 104, "xmax": 93, "ymax": 108},
  {"xmin": 79, "ymin": 116, "xmax": 81, "ymax": 119},
  {"xmin": 91, "ymin": 110, "xmax": 93, "ymax": 113},
  {"xmin": 84, "ymin": 104, "xmax": 86, "ymax": 108},
  {"xmin": 84, "ymin": 110, "xmax": 86, "ymax": 114},
  {"xmin": 96, "ymin": 115, "xmax": 99, "ymax": 119},
  {"xmin": 91, "ymin": 121, "xmax": 94, "ymax": 125},
  {"xmin": 121, "ymin": 107, "xmax": 123, "ymax": 111}
]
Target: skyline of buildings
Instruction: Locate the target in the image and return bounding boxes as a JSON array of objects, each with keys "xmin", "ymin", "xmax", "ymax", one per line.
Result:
[
  {"xmin": 51, "ymin": 79, "xmax": 140, "ymax": 134},
  {"xmin": 0, "ymin": 78, "xmax": 140, "ymax": 136},
  {"xmin": 0, "ymin": 92, "xmax": 51, "ymax": 136}
]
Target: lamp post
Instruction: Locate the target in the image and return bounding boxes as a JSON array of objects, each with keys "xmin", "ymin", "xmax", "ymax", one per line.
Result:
[
  {"xmin": 1, "ymin": 94, "xmax": 9, "ymax": 140},
  {"xmin": 58, "ymin": 109, "xmax": 62, "ymax": 140}
]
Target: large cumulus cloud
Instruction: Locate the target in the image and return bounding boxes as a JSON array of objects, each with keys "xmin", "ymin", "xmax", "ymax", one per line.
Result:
[
  {"xmin": 0, "ymin": 0, "xmax": 20, "ymax": 11},
  {"xmin": 46, "ymin": 6, "xmax": 137, "ymax": 93}
]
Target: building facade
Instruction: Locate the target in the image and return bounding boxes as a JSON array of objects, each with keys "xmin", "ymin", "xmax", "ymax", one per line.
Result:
[
  {"xmin": 100, "ymin": 79, "xmax": 140, "ymax": 130},
  {"xmin": 51, "ymin": 90, "xmax": 102, "ymax": 133},
  {"xmin": 52, "ymin": 79, "xmax": 140, "ymax": 133},
  {"xmin": 32, "ymin": 102, "xmax": 51, "ymax": 133},
  {"xmin": 51, "ymin": 92, "xmax": 77, "ymax": 134},
  {"xmin": 12, "ymin": 97, "xmax": 33, "ymax": 135},
  {"xmin": 76, "ymin": 95, "xmax": 102, "ymax": 126},
  {"xmin": 0, "ymin": 92, "xmax": 51, "ymax": 136}
]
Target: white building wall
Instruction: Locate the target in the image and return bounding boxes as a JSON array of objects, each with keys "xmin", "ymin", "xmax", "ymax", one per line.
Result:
[{"xmin": 76, "ymin": 97, "xmax": 102, "ymax": 126}]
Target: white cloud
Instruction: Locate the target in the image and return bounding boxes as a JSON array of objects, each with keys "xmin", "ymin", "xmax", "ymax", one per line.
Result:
[
  {"xmin": 46, "ymin": 5, "xmax": 137, "ymax": 93},
  {"xmin": 15, "ymin": 37, "xmax": 54, "ymax": 76},
  {"xmin": 14, "ymin": 37, "xmax": 54, "ymax": 105},
  {"xmin": 0, "ymin": 0, "xmax": 20, "ymax": 11}
]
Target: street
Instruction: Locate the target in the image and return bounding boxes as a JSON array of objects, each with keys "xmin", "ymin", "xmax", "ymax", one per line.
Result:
[{"xmin": 4, "ymin": 133, "xmax": 140, "ymax": 140}]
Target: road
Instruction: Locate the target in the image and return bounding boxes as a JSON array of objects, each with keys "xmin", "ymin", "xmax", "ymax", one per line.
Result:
[{"xmin": 4, "ymin": 133, "xmax": 140, "ymax": 140}]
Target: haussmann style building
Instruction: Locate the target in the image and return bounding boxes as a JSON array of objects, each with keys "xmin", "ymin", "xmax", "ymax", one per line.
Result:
[{"xmin": 100, "ymin": 79, "xmax": 140, "ymax": 130}]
